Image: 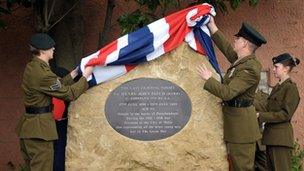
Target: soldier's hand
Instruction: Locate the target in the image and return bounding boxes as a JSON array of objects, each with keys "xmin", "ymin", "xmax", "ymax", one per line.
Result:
[
  {"xmin": 207, "ymin": 16, "xmax": 215, "ymax": 26},
  {"xmin": 197, "ymin": 64, "xmax": 212, "ymax": 80},
  {"xmin": 83, "ymin": 66, "xmax": 94, "ymax": 79},
  {"xmin": 207, "ymin": 16, "xmax": 218, "ymax": 34},
  {"xmin": 70, "ymin": 66, "xmax": 79, "ymax": 79}
]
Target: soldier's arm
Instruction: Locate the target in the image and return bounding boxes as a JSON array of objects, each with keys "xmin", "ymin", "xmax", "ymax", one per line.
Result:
[
  {"xmin": 253, "ymin": 90, "xmax": 269, "ymax": 112},
  {"xmin": 39, "ymin": 72, "xmax": 88, "ymax": 101},
  {"xmin": 60, "ymin": 74, "xmax": 75, "ymax": 86},
  {"xmin": 259, "ymin": 85, "xmax": 300, "ymax": 123},
  {"xmin": 60, "ymin": 67, "xmax": 79, "ymax": 85},
  {"xmin": 211, "ymin": 30, "xmax": 238, "ymax": 64},
  {"xmin": 204, "ymin": 67, "xmax": 258, "ymax": 101}
]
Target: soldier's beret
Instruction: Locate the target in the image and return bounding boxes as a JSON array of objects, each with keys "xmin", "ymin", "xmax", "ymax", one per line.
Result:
[
  {"xmin": 235, "ymin": 22, "xmax": 267, "ymax": 47},
  {"xmin": 272, "ymin": 53, "xmax": 300, "ymax": 66},
  {"xmin": 29, "ymin": 33, "xmax": 55, "ymax": 50}
]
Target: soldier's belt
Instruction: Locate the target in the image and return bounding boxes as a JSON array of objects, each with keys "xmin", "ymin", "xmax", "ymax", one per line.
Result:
[
  {"xmin": 222, "ymin": 99, "xmax": 253, "ymax": 108},
  {"xmin": 25, "ymin": 105, "xmax": 52, "ymax": 114}
]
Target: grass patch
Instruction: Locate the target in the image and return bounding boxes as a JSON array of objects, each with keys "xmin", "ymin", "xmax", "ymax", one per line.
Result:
[{"xmin": 292, "ymin": 140, "xmax": 304, "ymax": 171}]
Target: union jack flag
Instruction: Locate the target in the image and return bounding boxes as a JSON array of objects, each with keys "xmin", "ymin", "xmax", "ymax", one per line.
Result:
[{"xmin": 79, "ymin": 3, "xmax": 220, "ymax": 87}]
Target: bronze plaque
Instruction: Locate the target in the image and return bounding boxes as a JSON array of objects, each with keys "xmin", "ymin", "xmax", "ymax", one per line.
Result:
[{"xmin": 105, "ymin": 78, "xmax": 191, "ymax": 141}]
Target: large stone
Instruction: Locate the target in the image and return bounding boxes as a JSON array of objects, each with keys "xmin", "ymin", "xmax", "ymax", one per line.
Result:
[{"xmin": 66, "ymin": 43, "xmax": 228, "ymax": 170}]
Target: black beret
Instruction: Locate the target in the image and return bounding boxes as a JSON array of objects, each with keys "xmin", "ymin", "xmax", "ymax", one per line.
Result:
[
  {"xmin": 235, "ymin": 22, "xmax": 267, "ymax": 47},
  {"xmin": 29, "ymin": 33, "xmax": 55, "ymax": 50},
  {"xmin": 272, "ymin": 53, "xmax": 300, "ymax": 66}
]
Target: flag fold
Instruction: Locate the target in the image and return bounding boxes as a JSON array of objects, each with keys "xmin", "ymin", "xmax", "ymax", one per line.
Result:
[{"xmin": 79, "ymin": 3, "xmax": 221, "ymax": 87}]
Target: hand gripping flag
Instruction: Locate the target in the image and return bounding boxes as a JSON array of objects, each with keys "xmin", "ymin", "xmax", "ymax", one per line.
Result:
[{"xmin": 79, "ymin": 3, "xmax": 221, "ymax": 87}]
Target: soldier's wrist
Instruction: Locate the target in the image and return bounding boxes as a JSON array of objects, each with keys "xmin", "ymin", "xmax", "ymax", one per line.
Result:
[
  {"xmin": 208, "ymin": 25, "xmax": 218, "ymax": 35},
  {"xmin": 70, "ymin": 72, "xmax": 77, "ymax": 79}
]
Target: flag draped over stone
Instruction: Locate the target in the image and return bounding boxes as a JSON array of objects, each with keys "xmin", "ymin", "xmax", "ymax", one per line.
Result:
[{"xmin": 79, "ymin": 3, "xmax": 221, "ymax": 87}]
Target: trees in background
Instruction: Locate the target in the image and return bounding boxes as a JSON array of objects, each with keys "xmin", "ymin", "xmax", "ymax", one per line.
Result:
[
  {"xmin": 117, "ymin": 0, "xmax": 261, "ymax": 34},
  {"xmin": 0, "ymin": 0, "xmax": 261, "ymax": 69},
  {"xmin": 1, "ymin": 0, "xmax": 84, "ymax": 70}
]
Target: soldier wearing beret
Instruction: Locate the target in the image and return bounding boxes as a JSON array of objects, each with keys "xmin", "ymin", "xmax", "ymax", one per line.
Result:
[
  {"xmin": 254, "ymin": 53, "xmax": 300, "ymax": 171},
  {"xmin": 16, "ymin": 33, "xmax": 94, "ymax": 171},
  {"xmin": 197, "ymin": 16, "xmax": 267, "ymax": 170}
]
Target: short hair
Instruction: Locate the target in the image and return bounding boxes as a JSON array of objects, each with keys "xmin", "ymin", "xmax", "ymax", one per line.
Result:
[
  {"xmin": 247, "ymin": 41, "xmax": 258, "ymax": 53},
  {"xmin": 29, "ymin": 45, "xmax": 41, "ymax": 56}
]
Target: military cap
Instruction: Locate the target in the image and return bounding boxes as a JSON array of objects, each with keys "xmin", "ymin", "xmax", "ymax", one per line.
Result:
[
  {"xmin": 235, "ymin": 22, "xmax": 267, "ymax": 47},
  {"xmin": 272, "ymin": 53, "xmax": 300, "ymax": 66},
  {"xmin": 29, "ymin": 33, "xmax": 55, "ymax": 50}
]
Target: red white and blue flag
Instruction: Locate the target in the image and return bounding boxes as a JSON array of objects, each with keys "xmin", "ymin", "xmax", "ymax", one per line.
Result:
[{"xmin": 79, "ymin": 3, "xmax": 220, "ymax": 87}]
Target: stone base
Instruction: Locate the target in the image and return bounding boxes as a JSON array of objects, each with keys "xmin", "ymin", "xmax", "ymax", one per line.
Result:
[{"xmin": 66, "ymin": 43, "xmax": 228, "ymax": 170}]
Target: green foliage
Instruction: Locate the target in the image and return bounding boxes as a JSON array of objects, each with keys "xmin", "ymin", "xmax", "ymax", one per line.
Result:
[
  {"xmin": 249, "ymin": 0, "xmax": 259, "ymax": 6},
  {"xmin": 0, "ymin": 0, "xmax": 31, "ymax": 30},
  {"xmin": 230, "ymin": 0, "xmax": 241, "ymax": 9},
  {"xmin": 0, "ymin": 6, "xmax": 10, "ymax": 14},
  {"xmin": 118, "ymin": 0, "xmax": 262, "ymax": 34},
  {"xmin": 118, "ymin": 0, "xmax": 181, "ymax": 35},
  {"xmin": 292, "ymin": 140, "xmax": 304, "ymax": 171},
  {"xmin": 189, "ymin": 0, "xmax": 227, "ymax": 13},
  {"xmin": 19, "ymin": 164, "xmax": 27, "ymax": 171},
  {"xmin": 6, "ymin": 0, "xmax": 32, "ymax": 10},
  {"xmin": 118, "ymin": 9, "xmax": 151, "ymax": 35},
  {"xmin": 136, "ymin": 0, "xmax": 160, "ymax": 11},
  {"xmin": 0, "ymin": 6, "xmax": 11, "ymax": 30},
  {"xmin": 194, "ymin": 0, "xmax": 260, "ymax": 12},
  {"xmin": 0, "ymin": 20, "xmax": 6, "ymax": 29}
]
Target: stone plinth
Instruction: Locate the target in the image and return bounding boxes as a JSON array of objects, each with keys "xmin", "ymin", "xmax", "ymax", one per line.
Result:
[{"xmin": 66, "ymin": 43, "xmax": 228, "ymax": 171}]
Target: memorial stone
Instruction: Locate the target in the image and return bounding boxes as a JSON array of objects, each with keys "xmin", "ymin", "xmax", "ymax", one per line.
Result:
[{"xmin": 66, "ymin": 43, "xmax": 228, "ymax": 170}]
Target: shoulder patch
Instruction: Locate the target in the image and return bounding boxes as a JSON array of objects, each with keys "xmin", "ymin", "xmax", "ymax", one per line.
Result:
[{"xmin": 50, "ymin": 78, "xmax": 61, "ymax": 90}]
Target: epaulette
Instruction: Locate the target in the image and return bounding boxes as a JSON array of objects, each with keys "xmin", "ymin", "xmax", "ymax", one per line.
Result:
[{"xmin": 40, "ymin": 63, "xmax": 51, "ymax": 72}]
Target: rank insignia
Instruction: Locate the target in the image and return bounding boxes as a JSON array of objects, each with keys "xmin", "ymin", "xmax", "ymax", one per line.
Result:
[{"xmin": 50, "ymin": 79, "xmax": 61, "ymax": 90}]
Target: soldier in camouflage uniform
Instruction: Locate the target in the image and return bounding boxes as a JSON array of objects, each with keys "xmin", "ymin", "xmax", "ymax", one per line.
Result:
[
  {"xmin": 197, "ymin": 17, "xmax": 267, "ymax": 170},
  {"xmin": 16, "ymin": 33, "xmax": 94, "ymax": 171}
]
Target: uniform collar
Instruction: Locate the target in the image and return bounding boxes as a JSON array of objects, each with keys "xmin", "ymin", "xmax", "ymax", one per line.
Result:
[
  {"xmin": 271, "ymin": 78, "xmax": 292, "ymax": 96},
  {"xmin": 230, "ymin": 54, "xmax": 256, "ymax": 69},
  {"xmin": 32, "ymin": 57, "xmax": 49, "ymax": 67},
  {"xmin": 279, "ymin": 77, "xmax": 291, "ymax": 85}
]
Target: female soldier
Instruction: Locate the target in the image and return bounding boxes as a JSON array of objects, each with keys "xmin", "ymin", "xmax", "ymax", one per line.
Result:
[
  {"xmin": 254, "ymin": 53, "xmax": 300, "ymax": 171},
  {"xmin": 16, "ymin": 33, "xmax": 94, "ymax": 171}
]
